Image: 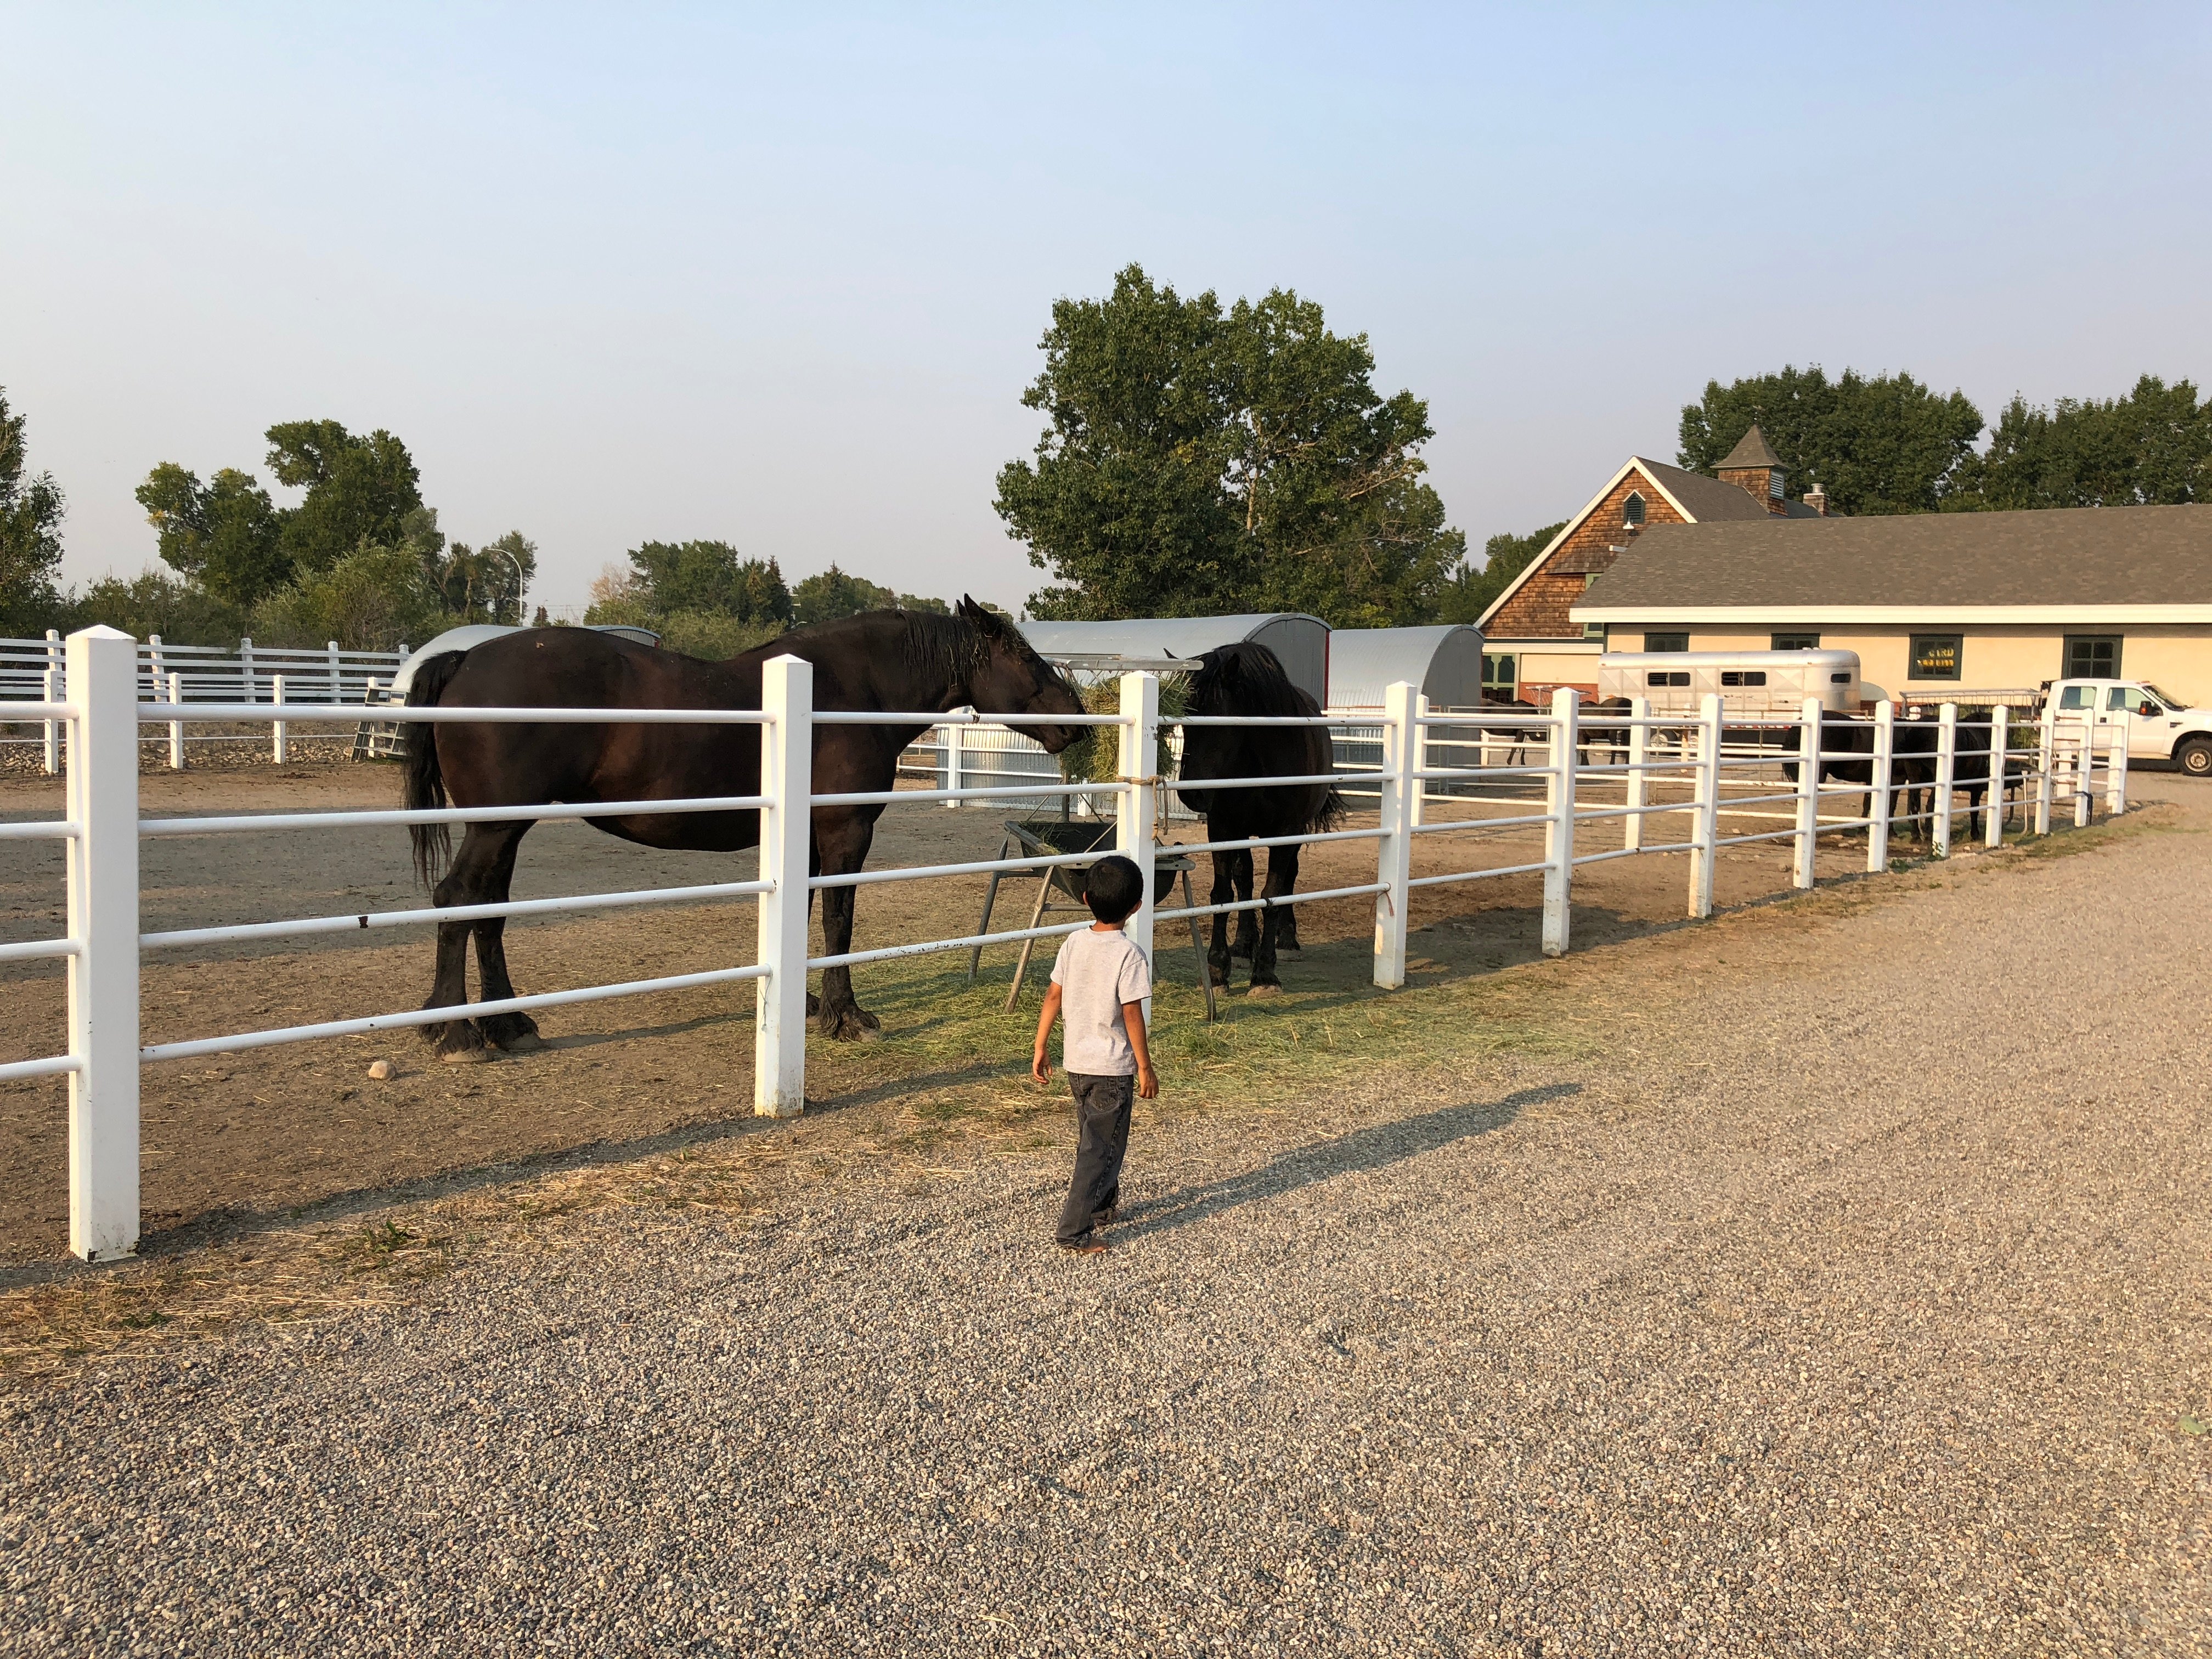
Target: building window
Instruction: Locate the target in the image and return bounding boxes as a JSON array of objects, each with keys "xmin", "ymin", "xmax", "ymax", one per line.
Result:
[
  {"xmin": 1481, "ymin": 653, "xmax": 1517, "ymax": 701},
  {"xmin": 1909, "ymin": 634, "xmax": 1962, "ymax": 680},
  {"xmin": 1644, "ymin": 632, "xmax": 1688, "ymax": 653},
  {"xmin": 1771, "ymin": 632, "xmax": 1820, "ymax": 651},
  {"xmin": 1582, "ymin": 622, "xmax": 1607, "ymax": 642},
  {"xmin": 1622, "ymin": 490, "xmax": 1646, "ymax": 527},
  {"xmin": 2063, "ymin": 634, "xmax": 2121, "ymax": 679}
]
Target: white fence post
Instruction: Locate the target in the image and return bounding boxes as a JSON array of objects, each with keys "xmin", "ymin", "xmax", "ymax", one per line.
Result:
[
  {"xmin": 1933, "ymin": 702, "xmax": 1958, "ymax": 857},
  {"xmin": 2072, "ymin": 718, "xmax": 2092, "ymax": 828},
  {"xmin": 146, "ymin": 634, "xmax": 167, "ymax": 701},
  {"xmin": 42, "ymin": 667, "xmax": 61, "ymax": 775},
  {"xmin": 239, "ymin": 636, "xmax": 256, "ymax": 704},
  {"xmin": 1867, "ymin": 699, "xmax": 1895, "ymax": 871},
  {"xmin": 2034, "ymin": 704, "xmax": 2057, "ymax": 836},
  {"xmin": 1986, "ymin": 705, "xmax": 2010, "ymax": 849},
  {"xmin": 65, "ymin": 627, "xmax": 142, "ymax": 1261},
  {"xmin": 944, "ymin": 718, "xmax": 963, "ymax": 809},
  {"xmin": 1688, "ymin": 692, "xmax": 1722, "ymax": 919},
  {"xmin": 1623, "ymin": 695, "xmax": 1649, "ymax": 853},
  {"xmin": 327, "ymin": 640, "xmax": 342, "ymax": 702},
  {"xmin": 1792, "ymin": 696, "xmax": 1821, "ymax": 889},
  {"xmin": 167, "ymin": 672, "xmax": 186, "ymax": 770},
  {"xmin": 2106, "ymin": 713, "xmax": 2129, "ymax": 814},
  {"xmin": 1373, "ymin": 680, "xmax": 1417, "ymax": 987},
  {"xmin": 754, "ymin": 654, "xmax": 813, "ymax": 1118},
  {"xmin": 1543, "ymin": 687, "xmax": 1578, "ymax": 956},
  {"xmin": 271, "ymin": 675, "xmax": 289, "ymax": 764},
  {"xmin": 1409, "ymin": 694, "xmax": 1431, "ymax": 830},
  {"xmin": 1115, "ymin": 672, "xmax": 1160, "ymax": 1009}
]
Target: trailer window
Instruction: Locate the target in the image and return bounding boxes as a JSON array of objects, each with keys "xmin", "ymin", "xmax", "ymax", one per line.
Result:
[
  {"xmin": 1830, "ymin": 673, "xmax": 1851, "ymax": 684},
  {"xmin": 1719, "ymin": 670, "xmax": 1767, "ymax": 687},
  {"xmin": 1645, "ymin": 670, "xmax": 1690, "ymax": 687}
]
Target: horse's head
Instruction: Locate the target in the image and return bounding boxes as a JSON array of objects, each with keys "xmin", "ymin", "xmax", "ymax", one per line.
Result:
[{"xmin": 955, "ymin": 597, "xmax": 1086, "ymax": 754}]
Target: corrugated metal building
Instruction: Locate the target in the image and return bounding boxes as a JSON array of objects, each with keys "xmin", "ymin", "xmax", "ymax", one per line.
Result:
[
  {"xmin": 1325, "ymin": 625, "xmax": 1486, "ymax": 710},
  {"xmin": 1019, "ymin": 613, "xmax": 1329, "ymax": 707}
]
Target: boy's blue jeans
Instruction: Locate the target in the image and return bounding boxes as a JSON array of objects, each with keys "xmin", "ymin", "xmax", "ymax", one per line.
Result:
[{"xmin": 1057, "ymin": 1072, "xmax": 1133, "ymax": 1245}]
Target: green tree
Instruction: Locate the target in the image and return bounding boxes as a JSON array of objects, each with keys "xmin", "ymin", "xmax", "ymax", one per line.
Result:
[
  {"xmin": 1678, "ymin": 366, "xmax": 1984, "ymax": 515},
  {"xmin": 251, "ymin": 540, "xmax": 444, "ymax": 651},
  {"xmin": 791, "ymin": 563, "xmax": 949, "ymax": 624},
  {"xmin": 1437, "ymin": 520, "xmax": 1566, "ymax": 623},
  {"xmin": 0, "ymin": 386, "xmax": 67, "ymax": 632},
  {"xmin": 995, "ymin": 264, "xmax": 1463, "ymax": 624},
  {"xmin": 1957, "ymin": 375, "xmax": 2212, "ymax": 508},
  {"xmin": 70, "ymin": 568, "xmax": 247, "ymax": 642},
  {"xmin": 263, "ymin": 420, "xmax": 425, "ymax": 574},
  {"xmin": 134, "ymin": 462, "xmax": 288, "ymax": 605},
  {"xmin": 624, "ymin": 539, "xmax": 792, "ymax": 624},
  {"xmin": 432, "ymin": 528, "xmax": 538, "ymax": 623}
]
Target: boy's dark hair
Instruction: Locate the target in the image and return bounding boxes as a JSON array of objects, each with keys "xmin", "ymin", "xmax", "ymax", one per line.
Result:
[{"xmin": 1082, "ymin": 854, "xmax": 1144, "ymax": 923}]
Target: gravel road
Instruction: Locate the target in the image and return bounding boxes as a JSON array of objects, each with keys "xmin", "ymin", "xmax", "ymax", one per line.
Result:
[{"xmin": 3, "ymin": 783, "xmax": 2207, "ymax": 1656}]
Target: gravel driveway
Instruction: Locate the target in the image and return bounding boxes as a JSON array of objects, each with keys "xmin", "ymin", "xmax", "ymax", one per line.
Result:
[{"xmin": 3, "ymin": 783, "xmax": 2208, "ymax": 1656}]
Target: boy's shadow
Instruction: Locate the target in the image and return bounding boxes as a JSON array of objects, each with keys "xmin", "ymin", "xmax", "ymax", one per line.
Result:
[{"xmin": 1116, "ymin": 1082, "xmax": 1578, "ymax": 1241}]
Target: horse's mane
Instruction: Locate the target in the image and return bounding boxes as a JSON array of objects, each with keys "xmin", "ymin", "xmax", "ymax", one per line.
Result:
[{"xmin": 1183, "ymin": 641, "xmax": 1317, "ymax": 719}]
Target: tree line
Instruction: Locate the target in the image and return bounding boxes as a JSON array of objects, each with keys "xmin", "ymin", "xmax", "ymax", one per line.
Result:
[{"xmin": 0, "ymin": 388, "xmax": 959, "ymax": 651}]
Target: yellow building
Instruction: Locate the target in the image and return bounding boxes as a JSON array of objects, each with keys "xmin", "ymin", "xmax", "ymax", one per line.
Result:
[{"xmin": 1573, "ymin": 504, "xmax": 2212, "ymax": 707}]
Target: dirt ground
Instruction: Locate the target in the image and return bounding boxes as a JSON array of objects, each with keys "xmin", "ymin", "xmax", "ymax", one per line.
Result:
[{"xmin": 0, "ymin": 754, "xmax": 1915, "ymax": 1266}]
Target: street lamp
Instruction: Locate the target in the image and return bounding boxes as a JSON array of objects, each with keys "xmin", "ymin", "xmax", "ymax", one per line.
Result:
[{"xmin": 496, "ymin": 544, "xmax": 528, "ymax": 625}]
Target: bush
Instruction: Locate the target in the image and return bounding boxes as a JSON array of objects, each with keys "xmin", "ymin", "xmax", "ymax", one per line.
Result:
[
  {"xmin": 65, "ymin": 568, "xmax": 247, "ymax": 642},
  {"xmin": 648, "ymin": 609, "xmax": 788, "ymax": 661},
  {"xmin": 250, "ymin": 541, "xmax": 445, "ymax": 651}
]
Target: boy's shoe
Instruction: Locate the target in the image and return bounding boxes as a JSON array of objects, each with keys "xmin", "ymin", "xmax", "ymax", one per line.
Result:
[{"xmin": 1058, "ymin": 1237, "xmax": 1109, "ymax": 1256}]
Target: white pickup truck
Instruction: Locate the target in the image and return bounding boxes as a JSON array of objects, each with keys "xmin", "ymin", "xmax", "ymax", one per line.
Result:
[{"xmin": 2045, "ymin": 679, "xmax": 2212, "ymax": 777}]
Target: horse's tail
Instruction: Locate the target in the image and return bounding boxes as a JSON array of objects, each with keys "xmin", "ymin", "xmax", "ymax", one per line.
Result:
[{"xmin": 403, "ymin": 651, "xmax": 467, "ymax": 887}]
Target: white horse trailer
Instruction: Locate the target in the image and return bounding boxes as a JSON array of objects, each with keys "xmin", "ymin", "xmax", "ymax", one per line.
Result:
[{"xmin": 1599, "ymin": 649, "xmax": 1863, "ymax": 715}]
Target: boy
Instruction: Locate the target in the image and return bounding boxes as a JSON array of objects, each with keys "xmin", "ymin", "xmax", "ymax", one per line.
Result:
[{"xmin": 1031, "ymin": 854, "xmax": 1157, "ymax": 1255}]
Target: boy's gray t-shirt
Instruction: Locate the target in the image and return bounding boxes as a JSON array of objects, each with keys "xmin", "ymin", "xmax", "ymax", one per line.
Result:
[{"xmin": 1050, "ymin": 927, "xmax": 1153, "ymax": 1077}]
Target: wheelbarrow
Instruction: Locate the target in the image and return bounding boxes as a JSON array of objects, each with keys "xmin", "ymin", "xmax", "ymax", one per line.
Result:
[{"xmin": 967, "ymin": 819, "xmax": 1217, "ymax": 1021}]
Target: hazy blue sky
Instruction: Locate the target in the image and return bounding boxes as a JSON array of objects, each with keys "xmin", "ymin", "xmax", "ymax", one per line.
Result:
[{"xmin": 5, "ymin": 3, "xmax": 2208, "ymax": 614}]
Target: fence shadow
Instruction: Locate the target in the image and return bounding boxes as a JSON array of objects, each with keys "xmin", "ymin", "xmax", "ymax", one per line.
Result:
[{"xmin": 1113, "ymin": 1081, "xmax": 1578, "ymax": 1242}]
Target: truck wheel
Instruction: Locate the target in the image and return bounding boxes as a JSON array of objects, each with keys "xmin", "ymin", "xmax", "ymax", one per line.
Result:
[{"xmin": 2180, "ymin": 740, "xmax": 2212, "ymax": 778}]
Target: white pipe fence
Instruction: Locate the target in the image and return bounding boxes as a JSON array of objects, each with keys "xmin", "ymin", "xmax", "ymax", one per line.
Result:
[{"xmin": 1, "ymin": 627, "xmax": 2130, "ymax": 1261}]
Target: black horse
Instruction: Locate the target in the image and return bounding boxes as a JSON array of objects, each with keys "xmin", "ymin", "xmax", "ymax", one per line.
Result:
[
  {"xmin": 1784, "ymin": 709, "xmax": 2015, "ymax": 844},
  {"xmin": 1174, "ymin": 642, "xmax": 1344, "ymax": 997},
  {"xmin": 403, "ymin": 601, "xmax": 1084, "ymax": 1057}
]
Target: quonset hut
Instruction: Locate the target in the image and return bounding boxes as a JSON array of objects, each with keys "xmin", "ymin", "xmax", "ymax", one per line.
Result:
[
  {"xmin": 1019, "ymin": 613, "xmax": 1330, "ymax": 707},
  {"xmin": 1323, "ymin": 624, "xmax": 1487, "ymax": 710}
]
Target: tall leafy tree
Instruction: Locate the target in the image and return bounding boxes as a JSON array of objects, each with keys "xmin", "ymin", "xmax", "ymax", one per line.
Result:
[
  {"xmin": 263, "ymin": 420, "xmax": 425, "ymax": 573},
  {"xmin": 432, "ymin": 528, "xmax": 539, "ymax": 623},
  {"xmin": 996, "ymin": 264, "xmax": 1463, "ymax": 624},
  {"xmin": 0, "ymin": 386, "xmax": 66, "ymax": 631},
  {"xmin": 791, "ymin": 563, "xmax": 949, "ymax": 624},
  {"xmin": 625, "ymin": 540, "xmax": 792, "ymax": 624},
  {"xmin": 1958, "ymin": 375, "xmax": 2211, "ymax": 507},
  {"xmin": 1678, "ymin": 366, "xmax": 1984, "ymax": 515},
  {"xmin": 135, "ymin": 462, "xmax": 288, "ymax": 605}
]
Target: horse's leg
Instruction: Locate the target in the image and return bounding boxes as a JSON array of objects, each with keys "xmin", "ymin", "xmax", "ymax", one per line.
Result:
[
  {"xmin": 812, "ymin": 810, "xmax": 882, "ymax": 1041},
  {"xmin": 1274, "ymin": 842, "xmax": 1304, "ymax": 953},
  {"xmin": 1206, "ymin": 850, "xmax": 1235, "ymax": 989},
  {"xmin": 420, "ymin": 823, "xmax": 510, "ymax": 1060},
  {"xmin": 1249, "ymin": 845, "xmax": 1300, "ymax": 996},
  {"xmin": 468, "ymin": 823, "xmax": 543, "ymax": 1052},
  {"xmin": 1228, "ymin": 848, "xmax": 1257, "ymax": 960}
]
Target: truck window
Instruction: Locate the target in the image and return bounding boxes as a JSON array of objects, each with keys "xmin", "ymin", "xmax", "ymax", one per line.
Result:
[
  {"xmin": 2058, "ymin": 685, "xmax": 2094, "ymax": 710},
  {"xmin": 2107, "ymin": 686, "xmax": 2137, "ymax": 712}
]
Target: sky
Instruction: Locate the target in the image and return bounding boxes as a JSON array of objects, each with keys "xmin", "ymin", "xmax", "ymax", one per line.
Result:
[{"xmin": 5, "ymin": 2, "xmax": 2209, "ymax": 616}]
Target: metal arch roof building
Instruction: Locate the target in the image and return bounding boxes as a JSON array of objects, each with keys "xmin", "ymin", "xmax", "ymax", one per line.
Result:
[
  {"xmin": 1018, "ymin": 613, "xmax": 1330, "ymax": 706},
  {"xmin": 1324, "ymin": 624, "xmax": 1486, "ymax": 710}
]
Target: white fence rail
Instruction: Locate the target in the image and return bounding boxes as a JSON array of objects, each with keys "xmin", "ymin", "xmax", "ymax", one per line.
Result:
[{"xmin": 2, "ymin": 629, "xmax": 2129, "ymax": 1261}]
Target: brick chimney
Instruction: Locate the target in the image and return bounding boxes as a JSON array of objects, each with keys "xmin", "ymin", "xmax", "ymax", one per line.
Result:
[
  {"xmin": 1804, "ymin": 481, "xmax": 1830, "ymax": 516},
  {"xmin": 1716, "ymin": 424, "xmax": 1789, "ymax": 515}
]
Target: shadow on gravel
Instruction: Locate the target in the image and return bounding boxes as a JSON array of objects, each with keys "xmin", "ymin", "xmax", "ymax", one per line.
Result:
[{"xmin": 1116, "ymin": 1081, "xmax": 1579, "ymax": 1240}]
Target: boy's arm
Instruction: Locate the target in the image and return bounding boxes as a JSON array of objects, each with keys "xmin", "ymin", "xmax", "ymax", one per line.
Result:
[
  {"xmin": 1122, "ymin": 1000, "xmax": 1158, "ymax": 1099},
  {"xmin": 1032, "ymin": 983, "xmax": 1064, "ymax": 1085}
]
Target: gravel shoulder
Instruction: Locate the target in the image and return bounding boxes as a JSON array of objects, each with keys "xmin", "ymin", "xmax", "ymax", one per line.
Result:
[{"xmin": 2, "ymin": 782, "xmax": 2207, "ymax": 1655}]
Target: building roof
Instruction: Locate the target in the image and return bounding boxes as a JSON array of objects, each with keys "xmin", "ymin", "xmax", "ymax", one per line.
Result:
[
  {"xmin": 1576, "ymin": 504, "xmax": 2212, "ymax": 618},
  {"xmin": 1716, "ymin": 424, "xmax": 1785, "ymax": 471},
  {"xmin": 1325, "ymin": 624, "xmax": 1485, "ymax": 709}
]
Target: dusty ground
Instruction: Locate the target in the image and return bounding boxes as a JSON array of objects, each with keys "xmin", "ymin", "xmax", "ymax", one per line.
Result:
[
  {"xmin": 0, "ymin": 777, "xmax": 2201, "ymax": 1654},
  {"xmin": 0, "ymin": 755, "xmax": 1879, "ymax": 1266}
]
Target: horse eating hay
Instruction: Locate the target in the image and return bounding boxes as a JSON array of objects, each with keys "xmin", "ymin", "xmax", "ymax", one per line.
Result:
[{"xmin": 402, "ymin": 601, "xmax": 1084, "ymax": 1057}]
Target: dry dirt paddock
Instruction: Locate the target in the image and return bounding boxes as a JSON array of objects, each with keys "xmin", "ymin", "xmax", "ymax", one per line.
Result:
[{"xmin": 1, "ymin": 756, "xmax": 1955, "ymax": 1266}]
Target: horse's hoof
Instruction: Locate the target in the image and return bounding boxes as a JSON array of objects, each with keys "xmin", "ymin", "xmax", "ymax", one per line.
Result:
[
  {"xmin": 805, "ymin": 991, "xmax": 822, "ymax": 1017},
  {"xmin": 819, "ymin": 1006, "xmax": 884, "ymax": 1042},
  {"xmin": 433, "ymin": 1018, "xmax": 490, "ymax": 1061},
  {"xmin": 440, "ymin": 1043, "xmax": 495, "ymax": 1065},
  {"xmin": 1246, "ymin": 983, "xmax": 1283, "ymax": 999},
  {"xmin": 493, "ymin": 1031, "xmax": 546, "ymax": 1054}
]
